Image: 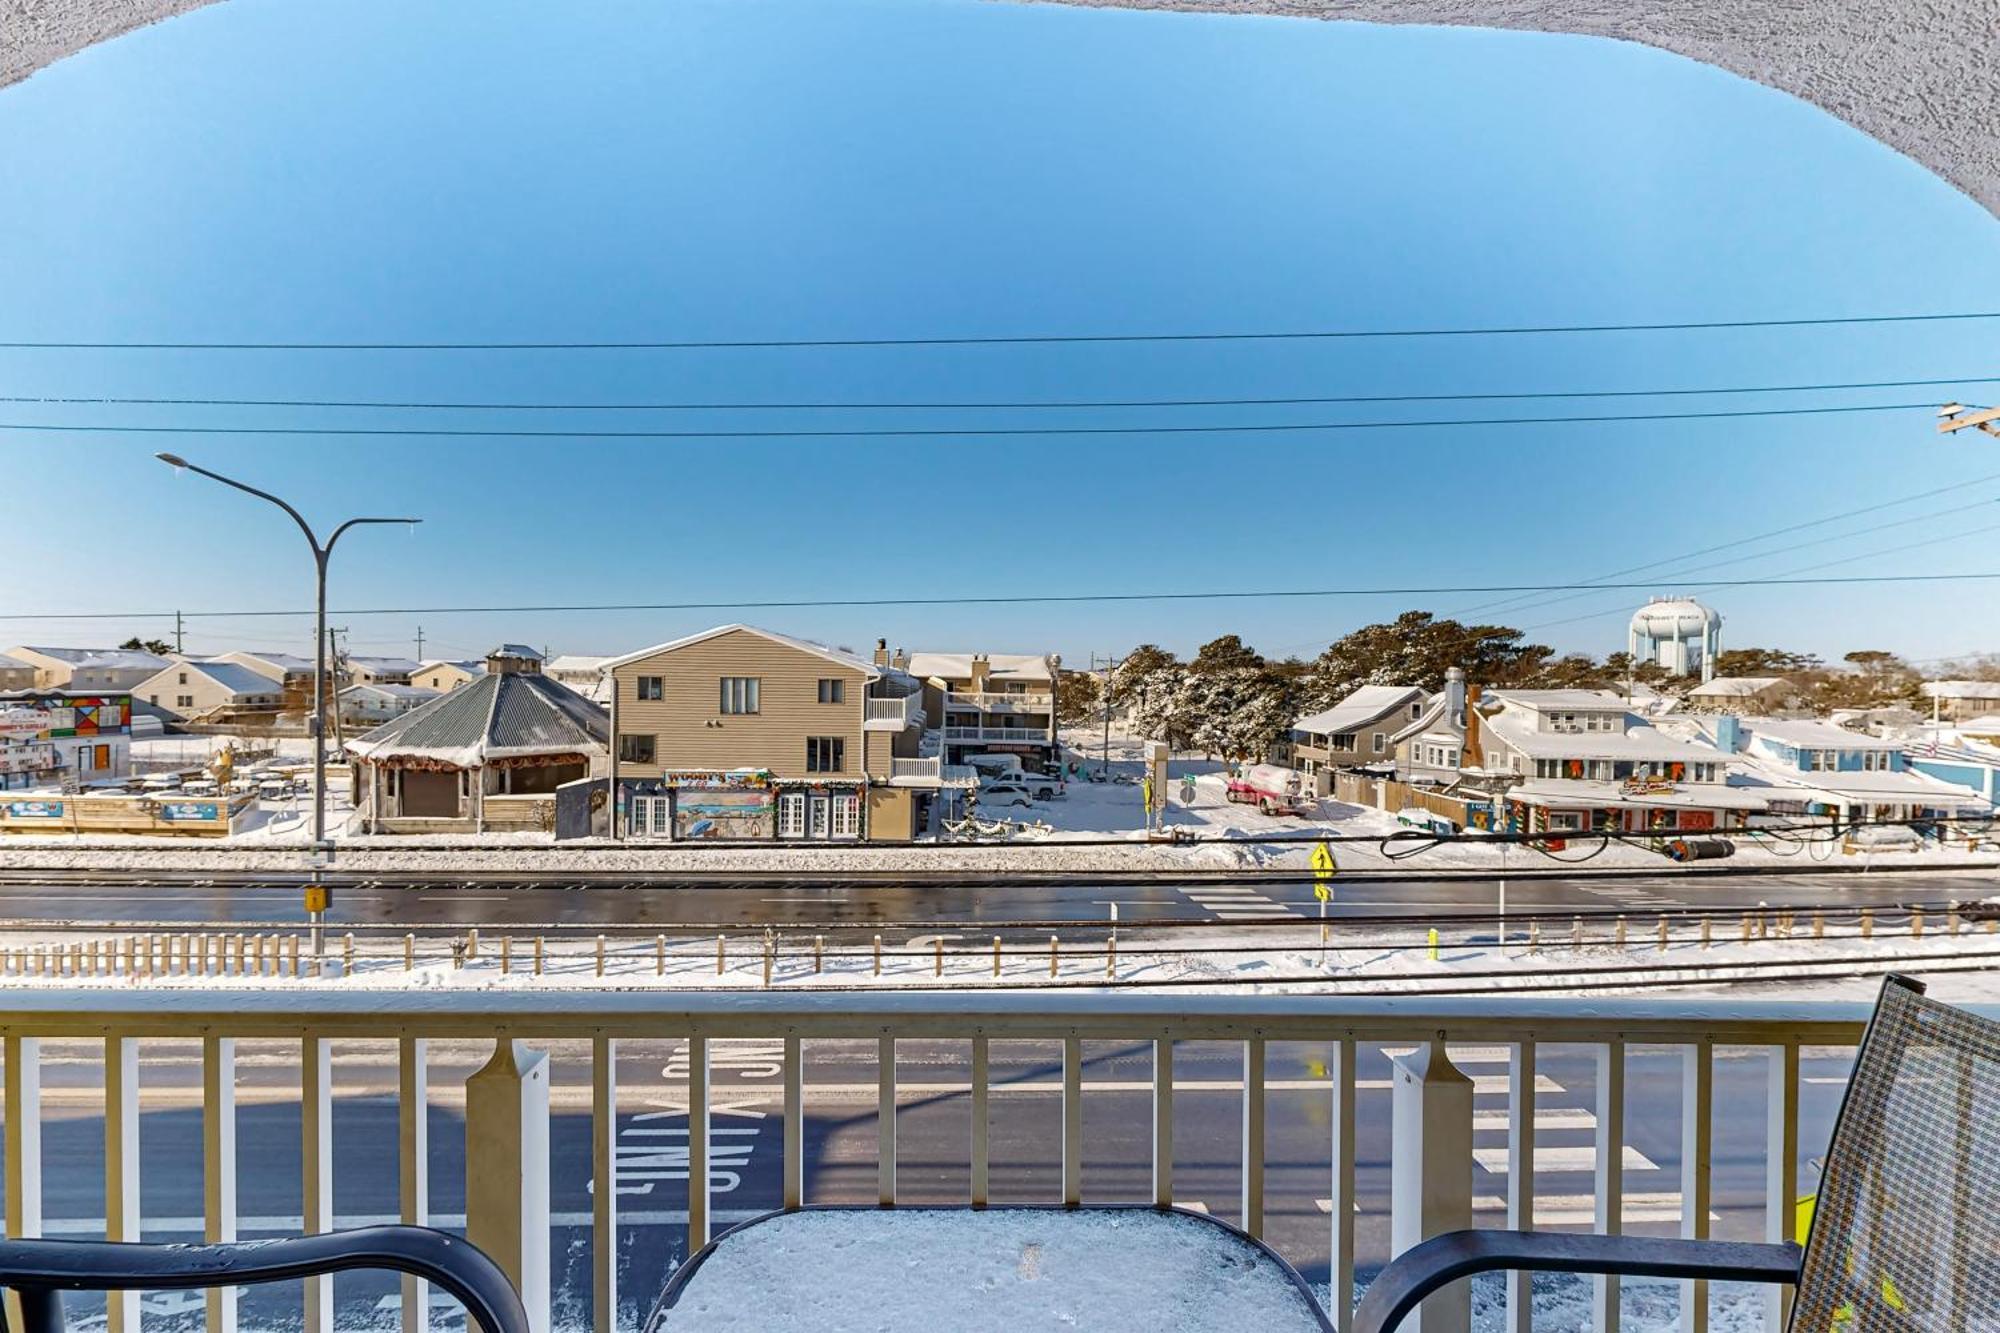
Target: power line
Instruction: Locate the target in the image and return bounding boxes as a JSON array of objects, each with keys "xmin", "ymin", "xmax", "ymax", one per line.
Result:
[
  {"xmin": 0, "ymin": 400, "xmax": 1951, "ymax": 441},
  {"xmin": 3, "ymin": 571, "xmax": 1998, "ymax": 623},
  {"xmin": 3, "ymin": 375, "xmax": 1994, "ymax": 413},
  {"xmin": 1451, "ymin": 472, "xmax": 2000, "ymax": 619},
  {"xmin": 5, "ymin": 310, "xmax": 1998, "ymax": 350}
]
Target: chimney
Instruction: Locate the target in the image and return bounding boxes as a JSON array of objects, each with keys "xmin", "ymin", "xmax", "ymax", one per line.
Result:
[
  {"xmin": 891, "ymin": 647, "xmax": 909, "ymax": 671},
  {"xmin": 1715, "ymin": 714, "xmax": 1742, "ymax": 754},
  {"xmin": 873, "ymin": 638, "xmax": 889, "ymax": 668},
  {"xmin": 1444, "ymin": 666, "xmax": 1467, "ymax": 728},
  {"xmin": 1461, "ymin": 684, "xmax": 1485, "ymax": 769},
  {"xmin": 969, "ymin": 654, "xmax": 990, "ymax": 691}
]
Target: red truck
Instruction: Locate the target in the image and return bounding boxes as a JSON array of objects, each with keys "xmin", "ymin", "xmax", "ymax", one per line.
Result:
[{"xmin": 1224, "ymin": 764, "xmax": 1316, "ymax": 816}]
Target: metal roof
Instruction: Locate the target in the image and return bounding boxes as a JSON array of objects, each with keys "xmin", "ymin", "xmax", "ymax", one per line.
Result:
[{"xmin": 345, "ymin": 672, "xmax": 607, "ymax": 765}]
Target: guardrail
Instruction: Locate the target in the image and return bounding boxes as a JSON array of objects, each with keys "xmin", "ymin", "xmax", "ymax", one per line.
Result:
[
  {"xmin": 941, "ymin": 726, "xmax": 1054, "ymax": 743},
  {"xmin": 0, "ymin": 990, "xmax": 1874, "ymax": 1333},
  {"xmin": 945, "ymin": 691, "xmax": 1053, "ymax": 713},
  {"xmin": 863, "ymin": 695, "xmax": 922, "ymax": 728}
]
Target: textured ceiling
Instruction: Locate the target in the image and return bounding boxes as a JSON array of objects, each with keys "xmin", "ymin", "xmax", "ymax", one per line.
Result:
[{"xmin": 4, "ymin": 0, "xmax": 1995, "ymax": 215}]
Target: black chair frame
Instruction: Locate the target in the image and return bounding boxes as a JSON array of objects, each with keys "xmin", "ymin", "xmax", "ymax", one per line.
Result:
[{"xmin": 0, "ymin": 1225, "xmax": 530, "ymax": 1333}]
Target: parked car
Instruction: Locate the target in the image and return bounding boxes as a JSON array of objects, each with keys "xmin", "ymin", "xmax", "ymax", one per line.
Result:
[{"xmin": 973, "ymin": 781, "xmax": 1036, "ymax": 809}]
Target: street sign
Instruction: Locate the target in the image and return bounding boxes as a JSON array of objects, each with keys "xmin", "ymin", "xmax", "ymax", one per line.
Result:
[
  {"xmin": 1309, "ymin": 842, "xmax": 1336, "ymax": 874},
  {"xmin": 304, "ymin": 884, "xmax": 330, "ymax": 915},
  {"xmin": 1314, "ymin": 882, "xmax": 1331, "ymax": 903},
  {"xmin": 1180, "ymin": 778, "xmax": 1197, "ymax": 805}
]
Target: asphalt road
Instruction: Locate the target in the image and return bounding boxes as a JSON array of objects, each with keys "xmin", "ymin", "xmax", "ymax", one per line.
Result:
[
  {"xmin": 19, "ymin": 1034, "xmax": 1854, "ymax": 1331},
  {"xmin": 0, "ymin": 867, "xmax": 1988, "ymax": 936}
]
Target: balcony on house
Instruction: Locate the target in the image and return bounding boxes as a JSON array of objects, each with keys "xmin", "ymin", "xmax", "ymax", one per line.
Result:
[{"xmin": 0, "ymin": 984, "xmax": 1867, "ymax": 1333}]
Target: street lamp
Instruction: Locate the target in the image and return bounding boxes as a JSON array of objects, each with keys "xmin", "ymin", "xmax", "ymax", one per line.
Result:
[{"xmin": 156, "ymin": 454, "xmax": 419, "ymax": 941}]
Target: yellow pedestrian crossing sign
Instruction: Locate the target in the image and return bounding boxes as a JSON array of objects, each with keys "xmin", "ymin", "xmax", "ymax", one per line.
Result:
[{"xmin": 1311, "ymin": 841, "xmax": 1336, "ymax": 901}]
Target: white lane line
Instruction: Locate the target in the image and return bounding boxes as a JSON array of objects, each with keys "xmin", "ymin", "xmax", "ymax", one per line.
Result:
[
  {"xmin": 1474, "ymin": 1193, "xmax": 1720, "ymax": 1224},
  {"xmin": 1474, "ymin": 1107, "xmax": 1596, "ymax": 1130},
  {"xmin": 39, "ymin": 1209, "xmax": 769, "ymax": 1235},
  {"xmin": 1474, "ymin": 1145, "xmax": 1656, "ymax": 1172}
]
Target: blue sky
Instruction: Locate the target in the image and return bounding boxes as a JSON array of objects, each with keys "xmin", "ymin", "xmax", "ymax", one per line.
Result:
[{"xmin": 1, "ymin": 0, "xmax": 1997, "ymax": 670}]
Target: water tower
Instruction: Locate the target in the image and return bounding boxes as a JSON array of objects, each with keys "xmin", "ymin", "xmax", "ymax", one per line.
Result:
[{"xmin": 1628, "ymin": 596, "xmax": 1722, "ymax": 682}]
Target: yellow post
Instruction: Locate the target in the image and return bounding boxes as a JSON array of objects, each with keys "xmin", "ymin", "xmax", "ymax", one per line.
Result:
[
  {"xmin": 992, "ymin": 936, "xmax": 1002, "ymax": 978},
  {"xmin": 934, "ymin": 938, "xmax": 943, "ymax": 978},
  {"xmin": 501, "ymin": 936, "xmax": 512, "ymax": 975},
  {"xmin": 656, "ymin": 934, "xmax": 666, "ymax": 976},
  {"xmin": 1050, "ymin": 934, "xmax": 1060, "ymax": 978},
  {"xmin": 814, "ymin": 935, "xmax": 824, "ymax": 973},
  {"xmin": 873, "ymin": 935, "xmax": 883, "ymax": 977},
  {"xmin": 404, "ymin": 933, "xmax": 415, "ymax": 971},
  {"xmin": 534, "ymin": 936, "xmax": 545, "ymax": 975},
  {"xmin": 596, "ymin": 935, "xmax": 606, "ymax": 978},
  {"xmin": 1912, "ymin": 906, "xmax": 1925, "ymax": 938},
  {"xmin": 1861, "ymin": 907, "xmax": 1874, "ymax": 939},
  {"xmin": 1656, "ymin": 916, "xmax": 1668, "ymax": 952},
  {"xmin": 1427, "ymin": 927, "xmax": 1439, "ymax": 961},
  {"xmin": 717, "ymin": 934, "xmax": 726, "ymax": 976}
]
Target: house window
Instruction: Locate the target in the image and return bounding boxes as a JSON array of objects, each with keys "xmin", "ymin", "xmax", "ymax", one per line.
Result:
[
  {"xmin": 148, "ymin": 694, "xmax": 158, "ymax": 705},
  {"xmin": 720, "ymin": 677, "xmax": 760, "ymax": 714},
  {"xmin": 176, "ymin": 694, "xmax": 194, "ymax": 709},
  {"xmin": 1371, "ymin": 732, "xmax": 1386, "ymax": 752},
  {"xmin": 636, "ymin": 676, "xmax": 663, "ymax": 701},
  {"xmin": 817, "ymin": 679, "xmax": 845, "ymax": 704},
  {"xmin": 1330, "ymin": 735, "xmax": 1357, "ymax": 753},
  {"xmin": 807, "ymin": 736, "xmax": 845, "ymax": 773},
  {"xmin": 831, "ymin": 794, "xmax": 860, "ymax": 838},
  {"xmin": 178, "ymin": 672, "xmax": 188, "ymax": 685},
  {"xmin": 618, "ymin": 734, "xmax": 656, "ymax": 764},
  {"xmin": 1548, "ymin": 811, "xmax": 1584, "ymax": 831}
]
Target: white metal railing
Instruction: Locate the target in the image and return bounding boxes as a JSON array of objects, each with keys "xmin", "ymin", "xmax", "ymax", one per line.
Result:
[
  {"xmin": 0, "ymin": 988, "xmax": 1875, "ymax": 1333},
  {"xmin": 864, "ymin": 694, "xmax": 921, "ymax": 728},
  {"xmin": 945, "ymin": 690, "xmax": 1053, "ymax": 713},
  {"xmin": 941, "ymin": 726, "xmax": 1054, "ymax": 743},
  {"xmin": 888, "ymin": 756, "xmax": 942, "ymax": 782}
]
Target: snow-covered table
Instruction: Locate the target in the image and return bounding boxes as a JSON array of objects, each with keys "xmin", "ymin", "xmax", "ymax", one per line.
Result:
[{"xmin": 646, "ymin": 1205, "xmax": 1332, "ymax": 1331}]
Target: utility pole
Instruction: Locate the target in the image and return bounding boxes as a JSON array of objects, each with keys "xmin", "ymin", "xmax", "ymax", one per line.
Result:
[
  {"xmin": 1938, "ymin": 402, "xmax": 2000, "ymax": 437},
  {"xmin": 415, "ymin": 625, "xmax": 425, "ymax": 662},
  {"xmin": 327, "ymin": 627, "xmax": 350, "ymax": 756},
  {"xmin": 1098, "ymin": 652, "xmax": 1116, "ymax": 779},
  {"xmin": 174, "ymin": 610, "xmax": 184, "ymax": 655}
]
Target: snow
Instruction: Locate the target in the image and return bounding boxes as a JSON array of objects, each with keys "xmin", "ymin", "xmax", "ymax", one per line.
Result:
[{"xmin": 654, "ymin": 1208, "xmax": 1326, "ymax": 1332}]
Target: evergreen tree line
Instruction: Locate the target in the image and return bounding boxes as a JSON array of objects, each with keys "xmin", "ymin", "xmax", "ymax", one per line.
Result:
[{"xmin": 1048, "ymin": 611, "xmax": 1986, "ymax": 761}]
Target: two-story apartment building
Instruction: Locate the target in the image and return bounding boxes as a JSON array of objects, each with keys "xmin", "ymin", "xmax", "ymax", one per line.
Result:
[
  {"xmin": 1689, "ymin": 715, "xmax": 1990, "ymax": 825},
  {"xmin": 411, "ymin": 659, "xmax": 484, "ymax": 693},
  {"xmin": 905, "ymin": 650, "xmax": 1061, "ymax": 773},
  {"xmin": 3, "ymin": 646, "xmax": 172, "ymax": 692},
  {"xmin": 1279, "ymin": 686, "xmax": 1427, "ymax": 791},
  {"xmin": 1472, "ymin": 689, "xmax": 1765, "ymax": 833},
  {"xmin": 346, "ymin": 655, "xmax": 423, "ymax": 686},
  {"xmin": 605, "ymin": 625, "xmax": 936, "ymax": 842}
]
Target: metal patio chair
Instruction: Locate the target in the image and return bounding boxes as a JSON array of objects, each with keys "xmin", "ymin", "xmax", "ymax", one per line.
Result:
[
  {"xmin": 0, "ymin": 1225, "xmax": 529, "ymax": 1333},
  {"xmin": 1357, "ymin": 974, "xmax": 1999, "ymax": 1333}
]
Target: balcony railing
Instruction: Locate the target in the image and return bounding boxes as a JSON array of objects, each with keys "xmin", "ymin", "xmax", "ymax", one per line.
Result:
[
  {"xmin": 863, "ymin": 694, "xmax": 923, "ymax": 730},
  {"xmin": 945, "ymin": 690, "xmax": 1053, "ymax": 714},
  {"xmin": 0, "ymin": 987, "xmax": 1869, "ymax": 1333},
  {"xmin": 887, "ymin": 756, "xmax": 941, "ymax": 783},
  {"xmin": 941, "ymin": 725, "xmax": 1053, "ymax": 743}
]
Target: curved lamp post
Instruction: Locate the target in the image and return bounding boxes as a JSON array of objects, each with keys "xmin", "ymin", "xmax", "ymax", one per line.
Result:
[{"xmin": 156, "ymin": 455, "xmax": 419, "ymax": 930}]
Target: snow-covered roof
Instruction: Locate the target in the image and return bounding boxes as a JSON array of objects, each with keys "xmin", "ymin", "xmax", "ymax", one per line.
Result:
[
  {"xmin": 341, "ymin": 682, "xmax": 440, "ymax": 702},
  {"xmin": 214, "ymin": 650, "xmax": 316, "ymax": 677},
  {"xmin": 1481, "ymin": 705, "xmax": 1720, "ymax": 763},
  {"xmin": 1485, "ymin": 688, "xmax": 1628, "ymax": 711},
  {"xmin": 1390, "ymin": 692, "xmax": 1458, "ymax": 746},
  {"xmin": 347, "ymin": 655, "xmax": 423, "ymax": 675},
  {"xmin": 1924, "ymin": 680, "xmax": 2000, "ymax": 700},
  {"xmin": 905, "ymin": 652, "xmax": 1054, "ymax": 683},
  {"xmin": 345, "ymin": 671, "xmax": 607, "ymax": 766},
  {"xmin": 545, "ymin": 654, "xmax": 610, "ymax": 675},
  {"xmin": 1754, "ymin": 764, "xmax": 1990, "ymax": 807},
  {"xmin": 1731, "ymin": 717, "xmax": 1899, "ymax": 750},
  {"xmin": 174, "ymin": 661, "xmax": 282, "ymax": 698},
  {"xmin": 15, "ymin": 646, "xmax": 173, "ymax": 672},
  {"xmin": 1686, "ymin": 676, "xmax": 1789, "ymax": 697},
  {"xmin": 416, "ymin": 659, "xmax": 484, "ymax": 675},
  {"xmin": 0, "ymin": 654, "xmax": 29, "ymax": 670},
  {"xmin": 605, "ymin": 624, "xmax": 883, "ymax": 678},
  {"xmin": 1508, "ymin": 778, "xmax": 1773, "ymax": 811},
  {"xmin": 1292, "ymin": 685, "xmax": 1425, "ymax": 736},
  {"xmin": 488, "ymin": 644, "xmax": 543, "ymax": 660}
]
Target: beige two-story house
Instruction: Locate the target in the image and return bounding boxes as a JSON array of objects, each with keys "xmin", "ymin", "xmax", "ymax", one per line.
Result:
[{"xmin": 605, "ymin": 624, "xmax": 933, "ymax": 842}]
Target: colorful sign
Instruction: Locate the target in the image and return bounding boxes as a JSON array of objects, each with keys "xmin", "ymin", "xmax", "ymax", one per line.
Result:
[
  {"xmin": 0, "ymin": 698, "xmax": 130, "ymax": 740},
  {"xmin": 674, "ymin": 789, "xmax": 775, "ymax": 841},
  {"xmin": 4, "ymin": 801, "xmax": 63, "ymax": 819},
  {"xmin": 156, "ymin": 802, "xmax": 220, "ymax": 823}
]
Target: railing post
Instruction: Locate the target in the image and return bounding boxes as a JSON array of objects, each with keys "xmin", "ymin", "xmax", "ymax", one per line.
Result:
[
  {"xmin": 1765, "ymin": 1042, "xmax": 1800, "ymax": 1332},
  {"xmin": 878, "ymin": 1035, "xmax": 897, "ymax": 1206},
  {"xmin": 466, "ymin": 1039, "xmax": 552, "ymax": 1333},
  {"xmin": 302, "ymin": 1035, "xmax": 333, "ymax": 1333},
  {"xmin": 203, "ymin": 1037, "xmax": 237, "ymax": 1333},
  {"xmin": 1242, "ymin": 1036, "xmax": 1265, "ymax": 1238},
  {"xmin": 1152, "ymin": 1037, "xmax": 1174, "ymax": 1208},
  {"xmin": 783, "ymin": 1034, "xmax": 804, "ymax": 1210},
  {"xmin": 1506, "ymin": 1041, "xmax": 1536, "ymax": 1333},
  {"xmin": 105, "ymin": 1036, "xmax": 140, "ymax": 1333},
  {"xmin": 1680, "ymin": 1041, "xmax": 1714, "ymax": 1333},
  {"xmin": 4, "ymin": 1035, "xmax": 42, "ymax": 1333},
  {"xmin": 1063, "ymin": 1034, "xmax": 1084, "ymax": 1208},
  {"xmin": 971, "ymin": 1035, "xmax": 990, "ymax": 1208},
  {"xmin": 592, "ymin": 1037, "xmax": 617, "ymax": 1333},
  {"xmin": 1594, "ymin": 1040, "xmax": 1626, "ymax": 1333},
  {"xmin": 1329, "ymin": 1036, "xmax": 1358, "ymax": 1333},
  {"xmin": 400, "ymin": 1038, "xmax": 430, "ymax": 1333},
  {"xmin": 1390, "ymin": 1039, "xmax": 1472, "ymax": 1333},
  {"xmin": 687, "ymin": 1036, "xmax": 710, "ymax": 1251}
]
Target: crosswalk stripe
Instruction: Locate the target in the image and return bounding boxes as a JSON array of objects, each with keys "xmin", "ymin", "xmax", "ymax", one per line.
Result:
[
  {"xmin": 1474, "ymin": 1144, "xmax": 1656, "ymax": 1172},
  {"xmin": 1474, "ymin": 1193, "xmax": 1720, "ymax": 1224}
]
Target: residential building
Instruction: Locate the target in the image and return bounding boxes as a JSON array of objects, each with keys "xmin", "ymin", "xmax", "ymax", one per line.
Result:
[
  {"xmin": 339, "ymin": 681, "xmax": 441, "ymax": 725},
  {"xmin": 0, "ymin": 690, "xmax": 133, "ymax": 790},
  {"xmin": 131, "ymin": 660, "xmax": 283, "ymax": 723},
  {"xmin": 1903, "ymin": 739, "xmax": 2000, "ymax": 808},
  {"xmin": 1392, "ymin": 669, "xmax": 1470, "ymax": 787},
  {"xmin": 1472, "ymin": 688, "xmax": 1762, "ymax": 833},
  {"xmin": 546, "ymin": 654, "xmax": 613, "ymax": 703},
  {"xmin": 1690, "ymin": 715, "xmax": 1990, "ymax": 825},
  {"xmin": 345, "ymin": 655, "xmax": 423, "ymax": 685},
  {"xmin": 1281, "ymin": 685, "xmax": 1427, "ymax": 788},
  {"xmin": 606, "ymin": 625, "xmax": 937, "ymax": 842},
  {"xmin": 411, "ymin": 659, "xmax": 484, "ymax": 693},
  {"xmin": 1922, "ymin": 679, "xmax": 2000, "ymax": 722},
  {"xmin": 1684, "ymin": 675, "xmax": 1799, "ymax": 714},
  {"xmin": 906, "ymin": 648, "xmax": 1061, "ymax": 773},
  {"xmin": 210, "ymin": 650, "xmax": 317, "ymax": 686},
  {"xmin": 345, "ymin": 649, "xmax": 607, "ymax": 832},
  {"xmin": 0, "ymin": 655, "xmax": 34, "ymax": 692},
  {"xmin": 3, "ymin": 646, "xmax": 172, "ymax": 692}
]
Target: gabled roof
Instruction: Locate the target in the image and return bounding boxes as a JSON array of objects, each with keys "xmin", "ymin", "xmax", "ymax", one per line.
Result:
[
  {"xmin": 1687, "ymin": 675, "xmax": 1790, "ymax": 697},
  {"xmin": 1484, "ymin": 688, "xmax": 1627, "ymax": 711},
  {"xmin": 545, "ymin": 654, "xmax": 610, "ymax": 674},
  {"xmin": 345, "ymin": 671, "xmax": 607, "ymax": 766},
  {"xmin": 14, "ymin": 646, "xmax": 173, "ymax": 672},
  {"xmin": 416, "ymin": 659, "xmax": 484, "ymax": 675},
  {"xmin": 1925, "ymin": 680, "xmax": 2000, "ymax": 700},
  {"xmin": 488, "ymin": 644, "xmax": 543, "ymax": 660},
  {"xmin": 1727, "ymin": 716, "xmax": 1899, "ymax": 750},
  {"xmin": 1293, "ymin": 685, "xmax": 1426, "ymax": 737},
  {"xmin": 213, "ymin": 650, "xmax": 316, "ymax": 677},
  {"xmin": 138, "ymin": 660, "xmax": 276, "ymax": 698},
  {"xmin": 347, "ymin": 655, "xmax": 423, "ymax": 675},
  {"xmin": 341, "ymin": 682, "xmax": 441, "ymax": 701},
  {"xmin": 0, "ymin": 654, "xmax": 29, "ymax": 671},
  {"xmin": 605, "ymin": 624, "xmax": 883, "ymax": 678}
]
